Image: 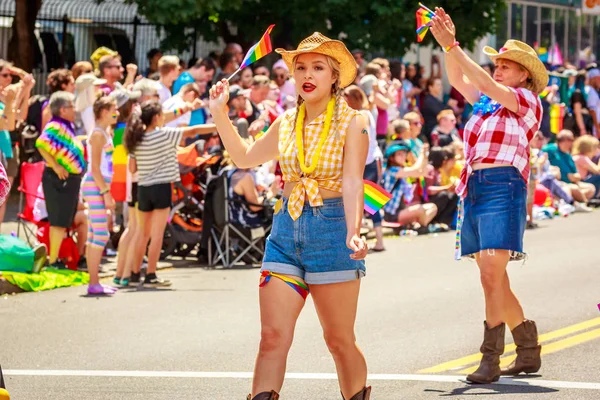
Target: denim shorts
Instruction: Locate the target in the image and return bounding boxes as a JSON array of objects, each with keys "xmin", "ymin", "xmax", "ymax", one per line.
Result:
[
  {"xmin": 460, "ymin": 167, "xmax": 527, "ymax": 261},
  {"xmin": 262, "ymin": 197, "xmax": 366, "ymax": 284}
]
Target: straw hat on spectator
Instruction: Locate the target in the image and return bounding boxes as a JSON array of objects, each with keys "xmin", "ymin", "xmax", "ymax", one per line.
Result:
[
  {"xmin": 275, "ymin": 32, "xmax": 358, "ymax": 88},
  {"xmin": 483, "ymin": 40, "xmax": 549, "ymax": 94}
]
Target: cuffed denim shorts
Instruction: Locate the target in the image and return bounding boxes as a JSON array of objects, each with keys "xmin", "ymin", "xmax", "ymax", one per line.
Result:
[
  {"xmin": 460, "ymin": 167, "xmax": 527, "ymax": 261},
  {"xmin": 262, "ymin": 197, "xmax": 366, "ymax": 284}
]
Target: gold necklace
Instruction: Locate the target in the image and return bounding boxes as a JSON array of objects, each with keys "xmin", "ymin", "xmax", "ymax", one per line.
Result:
[{"xmin": 295, "ymin": 97, "xmax": 335, "ymax": 174}]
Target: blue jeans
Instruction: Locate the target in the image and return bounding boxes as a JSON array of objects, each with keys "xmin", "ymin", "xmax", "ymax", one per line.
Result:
[
  {"xmin": 262, "ymin": 197, "xmax": 366, "ymax": 284},
  {"xmin": 460, "ymin": 167, "xmax": 527, "ymax": 261},
  {"xmin": 583, "ymin": 174, "xmax": 600, "ymax": 198},
  {"xmin": 363, "ymin": 160, "xmax": 382, "ymax": 227}
]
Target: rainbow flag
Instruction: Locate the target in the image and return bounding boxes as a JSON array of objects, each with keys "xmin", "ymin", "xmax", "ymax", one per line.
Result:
[
  {"xmin": 549, "ymin": 103, "xmax": 565, "ymax": 134},
  {"xmin": 364, "ymin": 180, "xmax": 392, "ymax": 215},
  {"xmin": 239, "ymin": 25, "xmax": 275, "ymax": 69},
  {"xmin": 416, "ymin": 7, "xmax": 435, "ymax": 42},
  {"xmin": 110, "ymin": 122, "xmax": 128, "ymax": 202}
]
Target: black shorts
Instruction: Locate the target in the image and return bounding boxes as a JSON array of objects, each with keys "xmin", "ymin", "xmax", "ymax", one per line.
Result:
[
  {"xmin": 127, "ymin": 182, "xmax": 138, "ymax": 208},
  {"xmin": 138, "ymin": 182, "xmax": 172, "ymax": 212},
  {"xmin": 42, "ymin": 167, "xmax": 82, "ymax": 228}
]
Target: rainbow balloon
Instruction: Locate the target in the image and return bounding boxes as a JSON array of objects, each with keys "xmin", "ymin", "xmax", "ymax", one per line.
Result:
[
  {"xmin": 239, "ymin": 25, "xmax": 275, "ymax": 70},
  {"xmin": 364, "ymin": 180, "xmax": 392, "ymax": 215},
  {"xmin": 416, "ymin": 5, "xmax": 435, "ymax": 42},
  {"xmin": 110, "ymin": 122, "xmax": 128, "ymax": 202}
]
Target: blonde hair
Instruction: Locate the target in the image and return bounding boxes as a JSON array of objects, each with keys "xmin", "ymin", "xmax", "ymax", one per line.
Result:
[
  {"xmin": 403, "ymin": 111, "xmax": 422, "ymax": 123},
  {"xmin": 158, "ymin": 55, "xmax": 180, "ymax": 74},
  {"xmin": 572, "ymin": 135, "xmax": 599, "ymax": 156},
  {"xmin": 392, "ymin": 119, "xmax": 410, "ymax": 135}
]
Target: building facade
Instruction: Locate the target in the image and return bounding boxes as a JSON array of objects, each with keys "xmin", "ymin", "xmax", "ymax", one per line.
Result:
[{"xmin": 497, "ymin": 0, "xmax": 600, "ymax": 67}]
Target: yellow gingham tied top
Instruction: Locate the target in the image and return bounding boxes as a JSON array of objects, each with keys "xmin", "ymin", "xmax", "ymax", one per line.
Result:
[{"xmin": 279, "ymin": 97, "xmax": 359, "ymax": 220}]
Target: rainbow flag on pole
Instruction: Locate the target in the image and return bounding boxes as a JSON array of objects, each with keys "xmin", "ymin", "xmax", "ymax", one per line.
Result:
[
  {"xmin": 239, "ymin": 25, "xmax": 275, "ymax": 69},
  {"xmin": 110, "ymin": 122, "xmax": 128, "ymax": 202},
  {"xmin": 364, "ymin": 180, "xmax": 392, "ymax": 215},
  {"xmin": 416, "ymin": 6, "xmax": 435, "ymax": 42}
]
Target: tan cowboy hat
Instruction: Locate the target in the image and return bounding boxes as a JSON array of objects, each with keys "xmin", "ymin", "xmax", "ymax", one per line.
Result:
[
  {"xmin": 275, "ymin": 32, "xmax": 358, "ymax": 89},
  {"xmin": 483, "ymin": 40, "xmax": 549, "ymax": 94}
]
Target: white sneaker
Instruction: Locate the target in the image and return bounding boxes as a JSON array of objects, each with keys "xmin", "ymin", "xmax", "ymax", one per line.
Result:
[{"xmin": 573, "ymin": 202, "xmax": 593, "ymax": 213}]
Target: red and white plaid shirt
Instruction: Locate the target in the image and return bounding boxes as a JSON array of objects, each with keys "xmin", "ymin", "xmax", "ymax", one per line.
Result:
[
  {"xmin": 0, "ymin": 161, "xmax": 10, "ymax": 207},
  {"xmin": 456, "ymin": 87, "xmax": 542, "ymax": 197}
]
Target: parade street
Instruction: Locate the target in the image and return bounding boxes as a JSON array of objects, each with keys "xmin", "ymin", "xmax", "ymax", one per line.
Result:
[{"xmin": 2, "ymin": 211, "xmax": 599, "ymax": 400}]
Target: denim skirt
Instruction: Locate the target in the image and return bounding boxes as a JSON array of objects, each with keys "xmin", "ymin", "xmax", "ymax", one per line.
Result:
[{"xmin": 459, "ymin": 167, "xmax": 527, "ymax": 261}]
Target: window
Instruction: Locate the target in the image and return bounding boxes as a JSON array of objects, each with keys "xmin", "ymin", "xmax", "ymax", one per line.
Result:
[
  {"xmin": 525, "ymin": 5, "xmax": 539, "ymax": 47},
  {"xmin": 540, "ymin": 7, "xmax": 552, "ymax": 51},
  {"xmin": 567, "ymin": 9, "xmax": 578, "ymax": 64},
  {"xmin": 580, "ymin": 15, "xmax": 594, "ymax": 67},
  {"xmin": 511, "ymin": 3, "xmax": 524, "ymax": 41},
  {"xmin": 495, "ymin": 6, "xmax": 508, "ymax": 46}
]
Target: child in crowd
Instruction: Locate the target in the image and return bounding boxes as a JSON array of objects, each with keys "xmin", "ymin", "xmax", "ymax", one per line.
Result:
[
  {"xmin": 425, "ymin": 147, "xmax": 459, "ymax": 227},
  {"xmin": 572, "ymin": 135, "xmax": 600, "ymax": 198},
  {"xmin": 382, "ymin": 142, "xmax": 438, "ymax": 231},
  {"xmin": 439, "ymin": 144, "xmax": 462, "ymax": 186},
  {"xmin": 81, "ymin": 96, "xmax": 118, "ymax": 295},
  {"xmin": 112, "ymin": 96, "xmax": 140, "ymax": 286},
  {"xmin": 124, "ymin": 101, "xmax": 216, "ymax": 287}
]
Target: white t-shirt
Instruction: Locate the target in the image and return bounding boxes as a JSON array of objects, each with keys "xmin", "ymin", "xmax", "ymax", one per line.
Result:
[
  {"xmin": 362, "ymin": 110, "xmax": 383, "ymax": 165},
  {"xmin": 157, "ymin": 81, "xmax": 172, "ymax": 105},
  {"xmin": 81, "ymin": 106, "xmax": 95, "ymax": 137},
  {"xmin": 163, "ymin": 95, "xmax": 192, "ymax": 127},
  {"xmin": 585, "ymin": 86, "xmax": 599, "ymax": 136}
]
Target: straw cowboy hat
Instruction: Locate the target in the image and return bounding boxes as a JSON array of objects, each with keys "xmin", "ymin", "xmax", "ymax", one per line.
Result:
[
  {"xmin": 483, "ymin": 40, "xmax": 549, "ymax": 94},
  {"xmin": 275, "ymin": 32, "xmax": 358, "ymax": 89}
]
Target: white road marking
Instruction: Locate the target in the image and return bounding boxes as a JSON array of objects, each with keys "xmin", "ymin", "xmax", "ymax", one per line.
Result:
[{"xmin": 4, "ymin": 370, "xmax": 600, "ymax": 390}]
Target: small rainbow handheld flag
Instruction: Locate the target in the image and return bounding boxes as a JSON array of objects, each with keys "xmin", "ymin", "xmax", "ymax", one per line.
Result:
[
  {"xmin": 364, "ymin": 180, "xmax": 392, "ymax": 215},
  {"xmin": 239, "ymin": 24, "xmax": 275, "ymax": 69},
  {"xmin": 416, "ymin": 4, "xmax": 435, "ymax": 42}
]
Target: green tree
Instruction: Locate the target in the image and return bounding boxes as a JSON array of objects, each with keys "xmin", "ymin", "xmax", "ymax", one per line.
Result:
[{"xmin": 128, "ymin": 0, "xmax": 505, "ymax": 56}]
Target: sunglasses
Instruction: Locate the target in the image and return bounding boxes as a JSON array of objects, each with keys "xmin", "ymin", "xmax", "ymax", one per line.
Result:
[{"xmin": 276, "ymin": 75, "xmax": 286, "ymax": 79}]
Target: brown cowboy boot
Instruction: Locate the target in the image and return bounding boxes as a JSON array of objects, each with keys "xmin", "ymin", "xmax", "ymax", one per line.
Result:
[
  {"xmin": 466, "ymin": 321, "xmax": 505, "ymax": 384},
  {"xmin": 246, "ymin": 390, "xmax": 279, "ymax": 400},
  {"xmin": 501, "ymin": 320, "xmax": 541, "ymax": 375},
  {"xmin": 342, "ymin": 386, "xmax": 371, "ymax": 400}
]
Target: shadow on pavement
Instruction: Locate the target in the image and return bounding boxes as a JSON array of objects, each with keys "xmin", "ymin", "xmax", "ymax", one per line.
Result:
[{"xmin": 431, "ymin": 379, "xmax": 559, "ymax": 396}]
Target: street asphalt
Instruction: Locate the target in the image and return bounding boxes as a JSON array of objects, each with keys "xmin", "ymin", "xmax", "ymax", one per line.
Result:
[{"xmin": 1, "ymin": 209, "xmax": 599, "ymax": 399}]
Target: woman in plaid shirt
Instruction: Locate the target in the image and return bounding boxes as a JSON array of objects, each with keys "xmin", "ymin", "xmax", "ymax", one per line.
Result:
[{"xmin": 430, "ymin": 9, "xmax": 548, "ymax": 384}]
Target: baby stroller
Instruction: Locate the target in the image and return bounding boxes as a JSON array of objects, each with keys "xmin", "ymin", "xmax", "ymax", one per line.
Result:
[{"xmin": 160, "ymin": 141, "xmax": 224, "ymax": 259}]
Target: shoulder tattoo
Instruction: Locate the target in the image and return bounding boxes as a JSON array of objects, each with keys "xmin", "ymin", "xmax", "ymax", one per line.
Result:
[{"xmin": 361, "ymin": 128, "xmax": 368, "ymax": 135}]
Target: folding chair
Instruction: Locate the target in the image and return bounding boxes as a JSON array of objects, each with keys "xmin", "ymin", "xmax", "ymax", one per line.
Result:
[
  {"xmin": 16, "ymin": 161, "xmax": 45, "ymax": 245},
  {"xmin": 16, "ymin": 161, "xmax": 81, "ymax": 270},
  {"xmin": 201, "ymin": 171, "xmax": 272, "ymax": 268}
]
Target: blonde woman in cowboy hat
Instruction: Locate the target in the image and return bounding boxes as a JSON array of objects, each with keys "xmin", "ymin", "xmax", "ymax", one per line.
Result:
[
  {"xmin": 429, "ymin": 8, "xmax": 548, "ymax": 384},
  {"xmin": 209, "ymin": 33, "xmax": 371, "ymax": 400}
]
